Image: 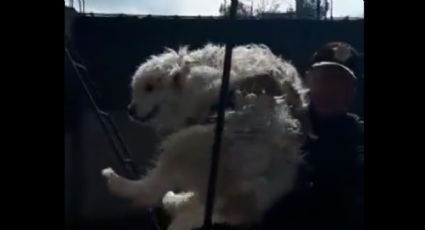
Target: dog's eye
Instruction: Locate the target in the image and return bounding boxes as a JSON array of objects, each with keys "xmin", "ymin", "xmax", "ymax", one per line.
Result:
[{"xmin": 145, "ymin": 84, "xmax": 154, "ymax": 93}]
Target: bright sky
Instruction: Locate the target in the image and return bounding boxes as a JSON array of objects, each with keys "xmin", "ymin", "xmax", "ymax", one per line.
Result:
[{"xmin": 65, "ymin": 0, "xmax": 363, "ymax": 18}]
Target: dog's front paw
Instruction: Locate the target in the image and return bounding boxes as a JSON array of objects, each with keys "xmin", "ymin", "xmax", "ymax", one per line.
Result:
[
  {"xmin": 102, "ymin": 167, "xmax": 117, "ymax": 179},
  {"xmin": 101, "ymin": 167, "xmax": 134, "ymax": 198}
]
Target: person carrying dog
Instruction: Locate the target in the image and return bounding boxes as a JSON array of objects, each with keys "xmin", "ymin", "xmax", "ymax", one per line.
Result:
[{"xmin": 258, "ymin": 42, "xmax": 364, "ymax": 230}]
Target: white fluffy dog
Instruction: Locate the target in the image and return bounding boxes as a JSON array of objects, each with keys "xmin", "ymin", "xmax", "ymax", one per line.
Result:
[
  {"xmin": 126, "ymin": 44, "xmax": 307, "ymax": 135},
  {"xmin": 102, "ymin": 44, "xmax": 310, "ymax": 230}
]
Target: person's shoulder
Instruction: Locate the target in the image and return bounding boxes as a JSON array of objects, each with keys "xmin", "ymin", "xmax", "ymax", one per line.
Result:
[
  {"xmin": 347, "ymin": 113, "xmax": 364, "ymax": 133},
  {"xmin": 346, "ymin": 113, "xmax": 364, "ymax": 158},
  {"xmin": 345, "ymin": 113, "xmax": 364, "ymax": 150}
]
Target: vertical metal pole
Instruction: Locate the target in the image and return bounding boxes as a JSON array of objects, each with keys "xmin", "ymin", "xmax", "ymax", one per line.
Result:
[{"xmin": 202, "ymin": 0, "xmax": 238, "ymax": 229}]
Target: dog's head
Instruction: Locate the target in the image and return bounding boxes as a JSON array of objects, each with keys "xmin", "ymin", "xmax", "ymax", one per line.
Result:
[{"xmin": 128, "ymin": 47, "xmax": 193, "ymax": 133}]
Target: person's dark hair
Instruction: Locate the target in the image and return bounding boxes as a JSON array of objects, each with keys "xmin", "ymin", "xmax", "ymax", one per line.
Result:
[
  {"xmin": 310, "ymin": 42, "xmax": 362, "ymax": 79},
  {"xmin": 310, "ymin": 42, "xmax": 364, "ymax": 117}
]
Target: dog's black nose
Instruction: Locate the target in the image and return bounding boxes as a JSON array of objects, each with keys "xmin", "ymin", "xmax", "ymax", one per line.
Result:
[{"xmin": 128, "ymin": 104, "xmax": 136, "ymax": 116}]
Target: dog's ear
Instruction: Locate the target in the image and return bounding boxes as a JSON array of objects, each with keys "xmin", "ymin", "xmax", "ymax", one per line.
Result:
[
  {"xmin": 171, "ymin": 59, "xmax": 193, "ymax": 90},
  {"xmin": 182, "ymin": 55, "xmax": 198, "ymax": 68},
  {"xmin": 171, "ymin": 68, "xmax": 189, "ymax": 91},
  {"xmin": 282, "ymin": 81, "xmax": 302, "ymax": 110},
  {"xmin": 171, "ymin": 71, "xmax": 183, "ymax": 90}
]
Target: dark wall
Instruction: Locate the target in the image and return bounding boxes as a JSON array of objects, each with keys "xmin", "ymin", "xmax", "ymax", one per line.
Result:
[{"xmin": 72, "ymin": 15, "xmax": 363, "ymax": 115}]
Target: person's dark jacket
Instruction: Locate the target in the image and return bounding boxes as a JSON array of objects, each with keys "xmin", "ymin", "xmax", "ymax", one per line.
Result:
[{"xmin": 256, "ymin": 107, "xmax": 364, "ymax": 230}]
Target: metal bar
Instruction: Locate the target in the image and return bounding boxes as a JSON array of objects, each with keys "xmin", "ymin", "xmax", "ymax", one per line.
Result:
[
  {"xmin": 202, "ymin": 0, "xmax": 238, "ymax": 228},
  {"xmin": 101, "ymin": 112, "xmax": 140, "ymax": 179},
  {"xmin": 65, "ymin": 46, "xmax": 140, "ymax": 180},
  {"xmin": 65, "ymin": 37, "xmax": 102, "ymax": 100}
]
